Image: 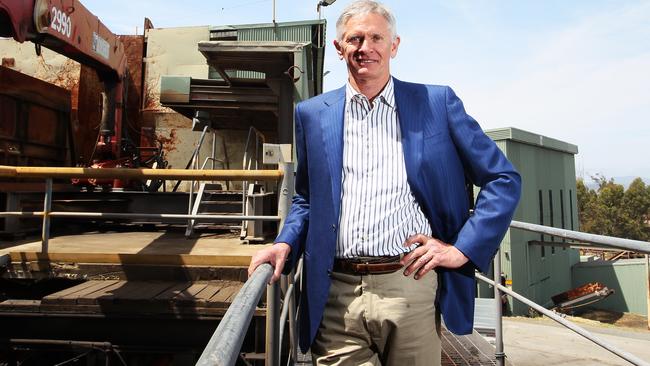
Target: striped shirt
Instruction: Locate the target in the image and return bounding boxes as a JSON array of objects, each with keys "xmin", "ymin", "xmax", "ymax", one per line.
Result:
[{"xmin": 336, "ymin": 78, "xmax": 432, "ymax": 258}]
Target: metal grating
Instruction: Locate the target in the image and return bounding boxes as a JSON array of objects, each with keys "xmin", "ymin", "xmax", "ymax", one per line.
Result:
[
  {"xmin": 297, "ymin": 327, "xmax": 499, "ymax": 365},
  {"xmin": 441, "ymin": 327, "xmax": 497, "ymax": 366}
]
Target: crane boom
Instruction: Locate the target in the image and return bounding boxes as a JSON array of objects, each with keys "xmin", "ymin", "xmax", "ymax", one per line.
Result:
[
  {"xmin": 0, "ymin": 0, "xmax": 129, "ymax": 162},
  {"xmin": 0, "ymin": 0, "xmax": 126, "ymax": 80}
]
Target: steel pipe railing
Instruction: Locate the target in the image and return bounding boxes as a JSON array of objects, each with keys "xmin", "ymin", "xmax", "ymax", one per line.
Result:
[
  {"xmin": 196, "ymin": 263, "xmax": 273, "ymax": 366},
  {"xmin": 1, "ymin": 163, "xmax": 298, "ymax": 366},
  {"xmin": 491, "ymin": 222, "xmax": 650, "ymax": 366},
  {"xmin": 511, "ymin": 220, "xmax": 650, "ymax": 254},
  {"xmin": 0, "ymin": 165, "xmax": 282, "ymax": 181},
  {"xmin": 0, "ymin": 165, "xmax": 285, "ymax": 255},
  {"xmin": 0, "ymin": 212, "xmax": 280, "ymax": 221},
  {"xmin": 476, "ymin": 271, "xmax": 650, "ymax": 366}
]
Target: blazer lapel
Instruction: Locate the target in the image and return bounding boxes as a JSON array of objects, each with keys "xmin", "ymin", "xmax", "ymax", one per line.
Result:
[
  {"xmin": 394, "ymin": 79, "xmax": 424, "ymax": 191},
  {"xmin": 320, "ymin": 87, "xmax": 346, "ymax": 219},
  {"xmin": 394, "ymin": 79, "xmax": 445, "ymax": 238}
]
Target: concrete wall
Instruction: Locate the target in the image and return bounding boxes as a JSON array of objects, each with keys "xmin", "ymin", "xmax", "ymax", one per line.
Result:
[{"xmin": 572, "ymin": 258, "xmax": 648, "ymax": 316}]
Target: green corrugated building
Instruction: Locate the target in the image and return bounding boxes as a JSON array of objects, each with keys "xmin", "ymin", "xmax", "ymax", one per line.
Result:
[{"xmin": 479, "ymin": 127, "xmax": 581, "ymax": 315}]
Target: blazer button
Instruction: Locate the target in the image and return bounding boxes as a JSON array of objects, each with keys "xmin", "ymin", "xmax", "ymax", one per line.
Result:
[{"xmin": 331, "ymin": 224, "xmax": 336, "ymax": 231}]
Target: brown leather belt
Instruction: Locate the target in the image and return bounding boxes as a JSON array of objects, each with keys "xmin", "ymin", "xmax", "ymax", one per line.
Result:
[{"xmin": 333, "ymin": 255, "xmax": 404, "ymax": 275}]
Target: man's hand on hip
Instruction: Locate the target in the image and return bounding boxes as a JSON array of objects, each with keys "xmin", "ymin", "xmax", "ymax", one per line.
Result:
[
  {"xmin": 248, "ymin": 242, "xmax": 291, "ymax": 283},
  {"xmin": 400, "ymin": 234, "xmax": 469, "ymax": 280}
]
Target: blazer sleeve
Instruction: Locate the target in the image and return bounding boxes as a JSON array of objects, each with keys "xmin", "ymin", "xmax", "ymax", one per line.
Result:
[
  {"xmin": 444, "ymin": 86, "xmax": 521, "ymax": 273},
  {"xmin": 274, "ymin": 102, "xmax": 310, "ymax": 272}
]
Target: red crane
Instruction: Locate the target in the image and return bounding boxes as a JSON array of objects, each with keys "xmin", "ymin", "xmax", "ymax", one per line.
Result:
[{"xmin": 0, "ymin": 0, "xmax": 165, "ymax": 189}]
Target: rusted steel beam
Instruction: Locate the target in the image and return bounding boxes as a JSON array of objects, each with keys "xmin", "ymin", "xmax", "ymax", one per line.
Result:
[{"xmin": 0, "ymin": 165, "xmax": 282, "ymax": 181}]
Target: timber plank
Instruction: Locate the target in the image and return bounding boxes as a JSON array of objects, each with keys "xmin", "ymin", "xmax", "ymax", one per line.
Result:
[
  {"xmin": 43, "ymin": 280, "xmax": 120, "ymax": 305},
  {"xmin": 193, "ymin": 281, "xmax": 230, "ymax": 307},
  {"xmin": 111, "ymin": 281, "xmax": 176, "ymax": 301},
  {"xmin": 172, "ymin": 283, "xmax": 209, "ymax": 304},
  {"xmin": 77, "ymin": 281, "xmax": 127, "ymax": 305},
  {"xmin": 206, "ymin": 283, "xmax": 242, "ymax": 308},
  {"xmin": 0, "ymin": 299, "xmax": 41, "ymax": 312},
  {"xmin": 41, "ymin": 281, "xmax": 99, "ymax": 302},
  {"xmin": 153, "ymin": 282, "xmax": 193, "ymax": 301}
]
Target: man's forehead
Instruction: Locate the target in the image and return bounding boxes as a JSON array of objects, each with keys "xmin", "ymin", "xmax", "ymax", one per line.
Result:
[{"xmin": 342, "ymin": 14, "xmax": 390, "ymax": 35}]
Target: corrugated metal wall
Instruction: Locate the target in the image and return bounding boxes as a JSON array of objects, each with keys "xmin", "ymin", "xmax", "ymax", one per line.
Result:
[
  {"xmin": 210, "ymin": 23, "xmax": 318, "ymax": 80},
  {"xmin": 481, "ymin": 129, "xmax": 580, "ymax": 316}
]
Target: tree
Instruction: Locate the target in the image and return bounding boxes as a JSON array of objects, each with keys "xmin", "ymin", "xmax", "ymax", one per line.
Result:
[{"xmin": 576, "ymin": 176, "xmax": 650, "ymax": 241}]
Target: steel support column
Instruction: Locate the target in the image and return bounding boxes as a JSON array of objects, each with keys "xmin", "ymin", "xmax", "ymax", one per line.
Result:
[
  {"xmin": 41, "ymin": 178, "xmax": 52, "ymax": 253},
  {"xmin": 494, "ymin": 250, "xmax": 505, "ymax": 366}
]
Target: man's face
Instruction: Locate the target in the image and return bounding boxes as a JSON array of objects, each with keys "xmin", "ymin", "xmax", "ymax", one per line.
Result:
[{"xmin": 334, "ymin": 13, "xmax": 400, "ymax": 84}]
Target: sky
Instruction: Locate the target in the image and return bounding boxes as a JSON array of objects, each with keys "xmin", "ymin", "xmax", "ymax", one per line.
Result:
[{"xmin": 82, "ymin": 0, "xmax": 650, "ymax": 181}]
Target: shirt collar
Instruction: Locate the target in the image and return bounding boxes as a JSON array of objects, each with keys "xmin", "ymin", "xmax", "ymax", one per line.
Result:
[{"xmin": 345, "ymin": 77, "xmax": 395, "ymax": 109}]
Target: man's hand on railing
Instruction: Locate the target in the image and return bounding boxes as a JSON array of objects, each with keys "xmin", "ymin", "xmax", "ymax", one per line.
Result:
[{"xmin": 248, "ymin": 242, "xmax": 291, "ymax": 283}]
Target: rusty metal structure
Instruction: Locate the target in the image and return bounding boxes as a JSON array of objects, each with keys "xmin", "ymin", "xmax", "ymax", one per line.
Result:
[
  {"xmin": 0, "ymin": 65, "xmax": 73, "ymax": 167},
  {"xmin": 0, "ymin": 0, "xmax": 163, "ymax": 190},
  {"xmin": 0, "ymin": 0, "xmax": 126, "ymax": 158}
]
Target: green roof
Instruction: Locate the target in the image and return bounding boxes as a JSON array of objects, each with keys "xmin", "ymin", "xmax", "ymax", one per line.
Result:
[
  {"xmin": 209, "ymin": 19, "xmax": 326, "ymax": 31},
  {"xmin": 485, "ymin": 127, "xmax": 579, "ymax": 154}
]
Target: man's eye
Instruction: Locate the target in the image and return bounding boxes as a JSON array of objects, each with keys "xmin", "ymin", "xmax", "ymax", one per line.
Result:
[
  {"xmin": 371, "ymin": 35, "xmax": 383, "ymax": 42},
  {"xmin": 347, "ymin": 36, "xmax": 362, "ymax": 44}
]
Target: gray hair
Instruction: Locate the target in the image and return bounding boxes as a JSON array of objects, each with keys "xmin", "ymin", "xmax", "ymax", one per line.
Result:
[{"xmin": 335, "ymin": 0, "xmax": 397, "ymax": 41}]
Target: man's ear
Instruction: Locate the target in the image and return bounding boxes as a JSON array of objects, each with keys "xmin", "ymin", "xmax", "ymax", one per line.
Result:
[
  {"xmin": 334, "ymin": 39, "xmax": 344, "ymax": 59},
  {"xmin": 390, "ymin": 36, "xmax": 401, "ymax": 58}
]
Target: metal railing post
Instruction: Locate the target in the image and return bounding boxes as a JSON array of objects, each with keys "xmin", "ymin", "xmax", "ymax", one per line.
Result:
[
  {"xmin": 265, "ymin": 161, "xmax": 293, "ymax": 366},
  {"xmin": 646, "ymin": 254, "xmax": 650, "ymax": 330},
  {"xmin": 266, "ymin": 281, "xmax": 280, "ymax": 366},
  {"xmin": 287, "ymin": 268, "xmax": 298, "ymax": 364},
  {"xmin": 196, "ymin": 263, "xmax": 273, "ymax": 366},
  {"xmin": 476, "ymin": 272, "xmax": 650, "ymax": 366},
  {"xmin": 278, "ymin": 162, "xmax": 294, "ymax": 230},
  {"xmin": 41, "ymin": 178, "xmax": 52, "ymax": 253},
  {"xmin": 493, "ymin": 250, "xmax": 505, "ymax": 366}
]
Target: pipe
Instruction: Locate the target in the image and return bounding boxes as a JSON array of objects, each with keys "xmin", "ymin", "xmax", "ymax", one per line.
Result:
[
  {"xmin": 9, "ymin": 338, "xmax": 112, "ymax": 350},
  {"xmin": 196, "ymin": 263, "xmax": 273, "ymax": 366},
  {"xmin": 475, "ymin": 272, "xmax": 650, "ymax": 366},
  {"xmin": 0, "ymin": 166, "xmax": 282, "ymax": 181},
  {"xmin": 510, "ymin": 220, "xmax": 650, "ymax": 254},
  {"xmin": 0, "ymin": 212, "xmax": 280, "ymax": 222},
  {"xmin": 266, "ymin": 281, "xmax": 280, "ymax": 366},
  {"xmin": 493, "ymin": 250, "xmax": 505, "ymax": 366},
  {"xmin": 41, "ymin": 178, "xmax": 52, "ymax": 253}
]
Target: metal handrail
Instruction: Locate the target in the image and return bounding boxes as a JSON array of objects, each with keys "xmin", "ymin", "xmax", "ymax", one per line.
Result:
[
  {"xmin": 241, "ymin": 127, "xmax": 266, "ymax": 237},
  {"xmin": 197, "ymin": 219, "xmax": 650, "ymax": 366},
  {"xmin": 196, "ymin": 263, "xmax": 273, "ymax": 366},
  {"xmin": 195, "ymin": 162, "xmax": 295, "ymax": 366},
  {"xmin": 485, "ymin": 222, "xmax": 650, "ymax": 366},
  {"xmin": 186, "ymin": 156, "xmax": 233, "ymax": 237},
  {"xmin": 0, "ymin": 166, "xmax": 285, "ymax": 253},
  {"xmin": 476, "ymin": 269, "xmax": 650, "ymax": 366},
  {"xmin": 1, "ymin": 163, "xmax": 297, "ymax": 365},
  {"xmin": 511, "ymin": 220, "xmax": 650, "ymax": 254},
  {"xmin": 0, "ymin": 165, "xmax": 282, "ymax": 181}
]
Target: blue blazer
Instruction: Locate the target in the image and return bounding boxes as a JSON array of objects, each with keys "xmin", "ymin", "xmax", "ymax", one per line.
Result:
[{"xmin": 276, "ymin": 78, "xmax": 521, "ymax": 352}]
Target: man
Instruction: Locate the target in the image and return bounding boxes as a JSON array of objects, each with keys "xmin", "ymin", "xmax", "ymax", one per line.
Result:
[{"xmin": 248, "ymin": 1, "xmax": 521, "ymax": 364}]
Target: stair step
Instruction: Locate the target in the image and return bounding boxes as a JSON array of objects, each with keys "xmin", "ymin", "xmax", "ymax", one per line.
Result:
[{"xmin": 199, "ymin": 200, "xmax": 242, "ymax": 205}]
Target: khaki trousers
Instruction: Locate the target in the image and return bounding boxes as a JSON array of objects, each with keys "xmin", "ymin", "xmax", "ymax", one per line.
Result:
[{"xmin": 311, "ymin": 269, "xmax": 441, "ymax": 366}]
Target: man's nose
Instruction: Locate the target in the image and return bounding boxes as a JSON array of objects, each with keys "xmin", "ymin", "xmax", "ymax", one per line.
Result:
[{"xmin": 358, "ymin": 38, "xmax": 372, "ymax": 53}]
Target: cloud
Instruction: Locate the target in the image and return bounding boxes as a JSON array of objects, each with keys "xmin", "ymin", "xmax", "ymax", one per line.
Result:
[{"xmin": 455, "ymin": 2, "xmax": 650, "ymax": 177}]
